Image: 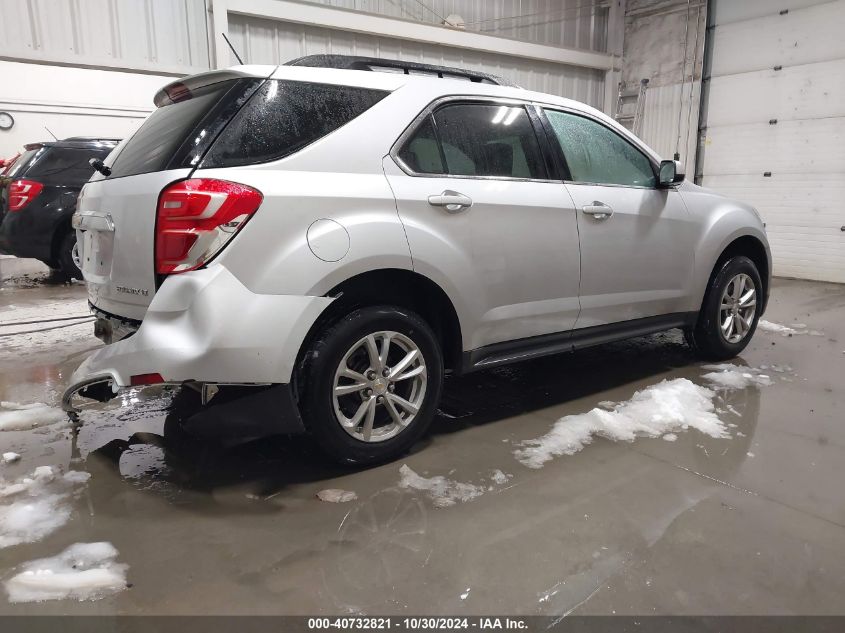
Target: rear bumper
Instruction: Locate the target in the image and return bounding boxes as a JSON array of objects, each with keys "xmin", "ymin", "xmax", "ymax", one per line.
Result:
[{"xmin": 63, "ymin": 263, "xmax": 333, "ymax": 408}]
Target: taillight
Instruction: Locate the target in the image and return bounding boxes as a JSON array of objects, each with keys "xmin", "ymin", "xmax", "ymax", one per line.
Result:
[
  {"xmin": 155, "ymin": 178, "xmax": 262, "ymax": 275},
  {"xmin": 8, "ymin": 179, "xmax": 43, "ymax": 211}
]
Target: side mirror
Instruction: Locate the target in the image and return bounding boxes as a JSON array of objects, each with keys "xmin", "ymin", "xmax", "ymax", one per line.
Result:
[{"xmin": 658, "ymin": 159, "xmax": 685, "ymax": 186}]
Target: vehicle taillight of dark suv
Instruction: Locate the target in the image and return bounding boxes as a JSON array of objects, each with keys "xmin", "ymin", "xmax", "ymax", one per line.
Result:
[{"xmin": 0, "ymin": 137, "xmax": 119, "ymax": 279}]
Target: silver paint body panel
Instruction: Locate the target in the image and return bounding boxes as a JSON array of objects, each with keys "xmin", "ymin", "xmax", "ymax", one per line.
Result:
[{"xmin": 68, "ymin": 64, "xmax": 771, "ymax": 390}]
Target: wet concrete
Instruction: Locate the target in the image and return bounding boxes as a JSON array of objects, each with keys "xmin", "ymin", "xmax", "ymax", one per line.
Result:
[{"xmin": 0, "ymin": 277, "xmax": 843, "ymax": 614}]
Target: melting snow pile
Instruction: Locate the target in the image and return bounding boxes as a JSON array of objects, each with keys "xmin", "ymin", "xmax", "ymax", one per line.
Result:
[
  {"xmin": 398, "ymin": 464, "xmax": 486, "ymax": 508},
  {"xmin": 515, "ymin": 364, "xmax": 775, "ymax": 469},
  {"xmin": 515, "ymin": 378, "xmax": 728, "ymax": 469},
  {"xmin": 4, "ymin": 542, "xmax": 127, "ymax": 603},
  {"xmin": 0, "ymin": 401, "xmax": 66, "ymax": 432},
  {"xmin": 757, "ymin": 320, "xmax": 824, "ymax": 337},
  {"xmin": 317, "ymin": 489, "xmax": 358, "ymax": 503},
  {"xmin": 0, "ymin": 465, "xmax": 90, "ymax": 548}
]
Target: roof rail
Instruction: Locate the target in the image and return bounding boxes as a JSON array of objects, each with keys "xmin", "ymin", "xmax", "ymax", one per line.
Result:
[
  {"xmin": 62, "ymin": 136, "xmax": 121, "ymax": 143},
  {"xmin": 286, "ymin": 54, "xmax": 518, "ymax": 87}
]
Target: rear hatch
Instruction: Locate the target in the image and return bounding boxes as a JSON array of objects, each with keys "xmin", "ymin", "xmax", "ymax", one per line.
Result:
[{"xmin": 75, "ymin": 69, "xmax": 270, "ymax": 321}]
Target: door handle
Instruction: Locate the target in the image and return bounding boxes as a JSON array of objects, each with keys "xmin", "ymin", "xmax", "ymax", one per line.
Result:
[
  {"xmin": 581, "ymin": 202, "xmax": 613, "ymax": 220},
  {"xmin": 428, "ymin": 190, "xmax": 473, "ymax": 213}
]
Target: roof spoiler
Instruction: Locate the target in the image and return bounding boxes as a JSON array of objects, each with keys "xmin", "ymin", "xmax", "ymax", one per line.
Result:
[
  {"xmin": 286, "ymin": 54, "xmax": 519, "ymax": 88},
  {"xmin": 154, "ymin": 67, "xmax": 275, "ymax": 107}
]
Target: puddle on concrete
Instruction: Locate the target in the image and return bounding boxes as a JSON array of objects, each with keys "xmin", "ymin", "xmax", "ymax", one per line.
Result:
[{"xmin": 1, "ymin": 279, "xmax": 844, "ymax": 614}]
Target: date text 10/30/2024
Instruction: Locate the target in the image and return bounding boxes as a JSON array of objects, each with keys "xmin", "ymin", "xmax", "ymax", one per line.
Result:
[{"xmin": 307, "ymin": 618, "xmax": 528, "ymax": 630}]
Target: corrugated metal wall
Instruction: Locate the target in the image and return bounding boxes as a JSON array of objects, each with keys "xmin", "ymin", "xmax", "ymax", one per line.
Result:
[
  {"xmin": 0, "ymin": 0, "xmax": 210, "ymax": 74},
  {"xmin": 295, "ymin": 0, "xmax": 609, "ymax": 51},
  {"xmin": 620, "ymin": 0, "xmax": 705, "ymax": 168},
  {"xmin": 227, "ymin": 14, "xmax": 607, "ymax": 107},
  {"xmin": 0, "ymin": 0, "xmax": 609, "ymax": 105},
  {"xmin": 638, "ymin": 81, "xmax": 699, "ymax": 166}
]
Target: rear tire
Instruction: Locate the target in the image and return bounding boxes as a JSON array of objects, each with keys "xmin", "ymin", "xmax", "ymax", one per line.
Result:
[
  {"xmin": 687, "ymin": 255, "xmax": 762, "ymax": 361},
  {"xmin": 55, "ymin": 231, "xmax": 82, "ymax": 280},
  {"xmin": 298, "ymin": 306, "xmax": 443, "ymax": 466}
]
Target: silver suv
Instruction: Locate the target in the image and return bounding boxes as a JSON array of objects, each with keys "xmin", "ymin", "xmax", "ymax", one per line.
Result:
[{"xmin": 64, "ymin": 56, "xmax": 771, "ymax": 464}]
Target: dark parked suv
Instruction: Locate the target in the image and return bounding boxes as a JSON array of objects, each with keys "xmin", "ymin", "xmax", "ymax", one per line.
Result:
[{"xmin": 0, "ymin": 137, "xmax": 119, "ymax": 278}]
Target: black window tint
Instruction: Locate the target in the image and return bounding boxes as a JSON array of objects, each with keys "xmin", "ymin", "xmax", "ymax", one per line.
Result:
[
  {"xmin": 545, "ymin": 110, "xmax": 656, "ymax": 187},
  {"xmin": 397, "ymin": 116, "xmax": 444, "ymax": 174},
  {"xmin": 431, "ymin": 104, "xmax": 547, "ymax": 179},
  {"xmin": 202, "ymin": 80, "xmax": 389, "ymax": 168},
  {"xmin": 107, "ymin": 80, "xmax": 240, "ymax": 179},
  {"xmin": 25, "ymin": 147, "xmax": 109, "ymax": 185}
]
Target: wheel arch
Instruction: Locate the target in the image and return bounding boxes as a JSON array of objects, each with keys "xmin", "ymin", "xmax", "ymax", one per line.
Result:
[
  {"xmin": 295, "ymin": 268, "xmax": 464, "ymax": 377},
  {"xmin": 701, "ymin": 233, "xmax": 771, "ymax": 315}
]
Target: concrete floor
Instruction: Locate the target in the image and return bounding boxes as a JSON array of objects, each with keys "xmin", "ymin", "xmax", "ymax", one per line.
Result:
[{"xmin": 0, "ymin": 275, "xmax": 843, "ymax": 615}]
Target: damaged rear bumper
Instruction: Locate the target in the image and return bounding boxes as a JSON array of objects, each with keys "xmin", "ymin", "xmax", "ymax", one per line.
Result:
[{"xmin": 62, "ymin": 263, "xmax": 333, "ymax": 434}]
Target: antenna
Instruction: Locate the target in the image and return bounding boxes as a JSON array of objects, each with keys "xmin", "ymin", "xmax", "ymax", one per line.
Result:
[
  {"xmin": 221, "ymin": 33, "xmax": 244, "ymax": 65},
  {"xmin": 44, "ymin": 126, "xmax": 58, "ymax": 141}
]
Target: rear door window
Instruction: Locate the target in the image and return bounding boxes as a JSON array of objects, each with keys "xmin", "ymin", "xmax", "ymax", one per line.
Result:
[
  {"xmin": 396, "ymin": 116, "xmax": 444, "ymax": 175},
  {"xmin": 398, "ymin": 103, "xmax": 548, "ymax": 179},
  {"xmin": 201, "ymin": 80, "xmax": 389, "ymax": 168}
]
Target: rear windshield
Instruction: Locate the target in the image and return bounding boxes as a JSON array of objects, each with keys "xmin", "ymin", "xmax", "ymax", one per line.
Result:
[
  {"xmin": 200, "ymin": 80, "xmax": 389, "ymax": 169},
  {"xmin": 106, "ymin": 79, "xmax": 257, "ymax": 179},
  {"xmin": 23, "ymin": 146, "xmax": 112, "ymax": 186},
  {"xmin": 3, "ymin": 149, "xmax": 38, "ymax": 180}
]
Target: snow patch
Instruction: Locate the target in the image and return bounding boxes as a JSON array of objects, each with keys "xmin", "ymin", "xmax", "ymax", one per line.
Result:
[
  {"xmin": 758, "ymin": 320, "xmax": 824, "ymax": 337},
  {"xmin": 0, "ymin": 466, "xmax": 90, "ymax": 548},
  {"xmin": 398, "ymin": 465, "xmax": 485, "ymax": 508},
  {"xmin": 4, "ymin": 542, "xmax": 127, "ymax": 603},
  {"xmin": 2, "ymin": 452, "xmax": 20, "ymax": 463},
  {"xmin": 757, "ymin": 320, "xmax": 797, "ymax": 335},
  {"xmin": 317, "ymin": 489, "xmax": 358, "ymax": 503},
  {"xmin": 515, "ymin": 364, "xmax": 774, "ymax": 469},
  {"xmin": 701, "ymin": 364, "xmax": 773, "ymax": 389},
  {"xmin": 514, "ymin": 379, "xmax": 729, "ymax": 469},
  {"xmin": 0, "ymin": 401, "xmax": 66, "ymax": 431},
  {"xmin": 490, "ymin": 469, "xmax": 512, "ymax": 485}
]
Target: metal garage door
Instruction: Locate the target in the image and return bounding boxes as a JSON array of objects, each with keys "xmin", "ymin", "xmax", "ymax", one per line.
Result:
[{"xmin": 699, "ymin": 0, "xmax": 845, "ymax": 282}]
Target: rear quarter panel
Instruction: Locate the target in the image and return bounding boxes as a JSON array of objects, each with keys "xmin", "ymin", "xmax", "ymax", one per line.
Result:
[{"xmin": 208, "ymin": 168, "xmax": 413, "ymax": 297}]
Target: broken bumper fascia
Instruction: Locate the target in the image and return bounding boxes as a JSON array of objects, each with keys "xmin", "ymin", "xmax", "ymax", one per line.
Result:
[{"xmin": 61, "ymin": 264, "xmax": 333, "ymax": 420}]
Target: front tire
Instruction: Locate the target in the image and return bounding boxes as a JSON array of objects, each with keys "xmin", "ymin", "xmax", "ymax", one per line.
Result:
[
  {"xmin": 687, "ymin": 255, "xmax": 762, "ymax": 361},
  {"xmin": 298, "ymin": 306, "xmax": 443, "ymax": 465}
]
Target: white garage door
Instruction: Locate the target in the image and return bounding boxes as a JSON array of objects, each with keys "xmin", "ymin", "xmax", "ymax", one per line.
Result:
[{"xmin": 700, "ymin": 0, "xmax": 845, "ymax": 283}]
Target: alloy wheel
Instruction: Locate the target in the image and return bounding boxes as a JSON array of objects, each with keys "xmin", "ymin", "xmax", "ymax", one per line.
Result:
[
  {"xmin": 332, "ymin": 330, "xmax": 427, "ymax": 443},
  {"xmin": 719, "ymin": 273, "xmax": 757, "ymax": 343}
]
